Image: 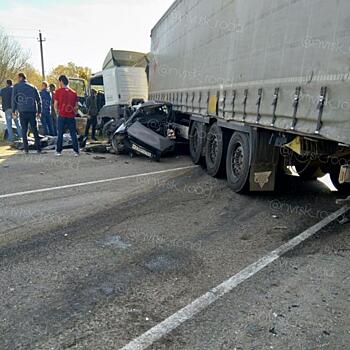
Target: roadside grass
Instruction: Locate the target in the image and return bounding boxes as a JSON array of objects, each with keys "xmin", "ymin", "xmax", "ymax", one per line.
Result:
[{"xmin": 0, "ymin": 142, "xmax": 18, "ymax": 164}]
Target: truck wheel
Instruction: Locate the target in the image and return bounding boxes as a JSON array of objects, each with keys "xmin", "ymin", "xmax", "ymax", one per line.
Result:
[
  {"xmin": 205, "ymin": 123, "xmax": 225, "ymax": 177},
  {"xmin": 226, "ymin": 132, "xmax": 250, "ymax": 193},
  {"xmin": 189, "ymin": 121, "xmax": 205, "ymax": 164}
]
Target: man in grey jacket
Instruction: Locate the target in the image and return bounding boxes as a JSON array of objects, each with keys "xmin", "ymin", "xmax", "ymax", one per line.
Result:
[{"xmin": 12, "ymin": 72, "xmax": 42, "ymax": 153}]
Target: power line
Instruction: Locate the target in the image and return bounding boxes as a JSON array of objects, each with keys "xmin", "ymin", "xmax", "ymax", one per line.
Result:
[
  {"xmin": 8, "ymin": 35, "xmax": 37, "ymax": 39},
  {"xmin": 3, "ymin": 27, "xmax": 38, "ymax": 31}
]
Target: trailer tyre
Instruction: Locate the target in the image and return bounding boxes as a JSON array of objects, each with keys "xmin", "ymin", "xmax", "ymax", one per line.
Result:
[
  {"xmin": 189, "ymin": 121, "xmax": 205, "ymax": 164},
  {"xmin": 226, "ymin": 132, "xmax": 250, "ymax": 193},
  {"xmin": 205, "ymin": 123, "xmax": 225, "ymax": 177}
]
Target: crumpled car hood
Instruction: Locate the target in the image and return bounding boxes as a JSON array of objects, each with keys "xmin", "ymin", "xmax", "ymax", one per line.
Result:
[{"xmin": 127, "ymin": 121, "xmax": 175, "ymax": 155}]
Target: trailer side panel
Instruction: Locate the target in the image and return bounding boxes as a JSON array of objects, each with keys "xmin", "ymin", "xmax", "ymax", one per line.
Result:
[{"xmin": 149, "ymin": 0, "xmax": 350, "ymax": 145}]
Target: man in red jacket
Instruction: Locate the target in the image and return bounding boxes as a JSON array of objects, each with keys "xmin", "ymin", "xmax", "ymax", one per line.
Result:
[{"xmin": 54, "ymin": 75, "xmax": 79, "ymax": 156}]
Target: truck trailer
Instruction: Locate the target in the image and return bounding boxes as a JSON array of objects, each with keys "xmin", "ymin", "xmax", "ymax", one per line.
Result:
[{"xmin": 149, "ymin": 0, "xmax": 350, "ymax": 193}]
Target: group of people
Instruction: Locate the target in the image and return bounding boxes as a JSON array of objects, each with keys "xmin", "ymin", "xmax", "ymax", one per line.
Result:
[{"xmin": 0, "ymin": 73, "xmax": 100, "ymax": 155}]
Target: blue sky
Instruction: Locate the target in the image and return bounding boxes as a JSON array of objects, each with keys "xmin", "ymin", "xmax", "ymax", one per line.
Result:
[{"xmin": 0, "ymin": 0, "xmax": 173, "ymax": 73}]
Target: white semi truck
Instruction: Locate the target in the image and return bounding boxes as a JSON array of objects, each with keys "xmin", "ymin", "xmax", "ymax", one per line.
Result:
[
  {"xmin": 96, "ymin": 49, "xmax": 149, "ymax": 130},
  {"xmin": 149, "ymin": 0, "xmax": 350, "ymax": 193}
]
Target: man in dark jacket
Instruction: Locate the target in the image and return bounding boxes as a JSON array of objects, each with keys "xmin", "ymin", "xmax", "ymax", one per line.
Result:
[
  {"xmin": 12, "ymin": 72, "xmax": 42, "ymax": 153},
  {"xmin": 49, "ymin": 83, "xmax": 57, "ymax": 136},
  {"xmin": 0, "ymin": 79, "xmax": 22, "ymax": 142},
  {"xmin": 84, "ymin": 89, "xmax": 98, "ymax": 140},
  {"xmin": 40, "ymin": 81, "xmax": 54, "ymax": 136}
]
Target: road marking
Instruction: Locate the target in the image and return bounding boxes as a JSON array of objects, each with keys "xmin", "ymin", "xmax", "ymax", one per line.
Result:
[
  {"xmin": 120, "ymin": 206, "xmax": 349, "ymax": 350},
  {"xmin": 0, "ymin": 166, "xmax": 198, "ymax": 199}
]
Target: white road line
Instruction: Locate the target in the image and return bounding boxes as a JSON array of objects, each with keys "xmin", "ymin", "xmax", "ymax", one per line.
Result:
[
  {"xmin": 0, "ymin": 166, "xmax": 198, "ymax": 199},
  {"xmin": 120, "ymin": 206, "xmax": 349, "ymax": 350}
]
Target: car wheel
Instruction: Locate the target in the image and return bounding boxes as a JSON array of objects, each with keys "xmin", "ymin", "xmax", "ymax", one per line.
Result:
[
  {"xmin": 103, "ymin": 120, "xmax": 118, "ymax": 141},
  {"xmin": 111, "ymin": 133, "xmax": 126, "ymax": 154},
  {"xmin": 226, "ymin": 132, "xmax": 251, "ymax": 193}
]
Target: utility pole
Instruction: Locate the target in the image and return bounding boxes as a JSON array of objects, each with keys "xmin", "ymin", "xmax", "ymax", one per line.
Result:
[{"xmin": 38, "ymin": 30, "xmax": 46, "ymax": 80}]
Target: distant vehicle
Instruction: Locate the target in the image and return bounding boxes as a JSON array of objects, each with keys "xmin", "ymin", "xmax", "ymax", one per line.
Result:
[
  {"xmin": 0, "ymin": 109, "xmax": 6, "ymax": 141},
  {"xmin": 150, "ymin": 0, "xmax": 350, "ymax": 192},
  {"xmin": 0, "ymin": 107, "xmax": 20, "ymax": 141},
  {"xmin": 96, "ymin": 50, "xmax": 149, "ymax": 135},
  {"xmin": 68, "ymin": 77, "xmax": 88, "ymax": 114},
  {"xmin": 88, "ymin": 72, "xmax": 105, "ymax": 109}
]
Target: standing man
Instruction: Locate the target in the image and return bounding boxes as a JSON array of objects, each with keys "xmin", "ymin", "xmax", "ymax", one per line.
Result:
[
  {"xmin": 0, "ymin": 80, "xmax": 22, "ymax": 143},
  {"xmin": 12, "ymin": 73, "xmax": 42, "ymax": 153},
  {"xmin": 84, "ymin": 89, "xmax": 98, "ymax": 141},
  {"xmin": 40, "ymin": 81, "xmax": 54, "ymax": 136},
  {"xmin": 54, "ymin": 75, "xmax": 79, "ymax": 156},
  {"xmin": 49, "ymin": 83, "xmax": 57, "ymax": 136}
]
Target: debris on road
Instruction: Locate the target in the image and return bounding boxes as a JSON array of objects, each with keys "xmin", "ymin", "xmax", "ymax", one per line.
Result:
[
  {"xmin": 12, "ymin": 134, "xmax": 86, "ymax": 151},
  {"xmin": 273, "ymin": 226, "xmax": 288, "ymax": 230},
  {"xmin": 269, "ymin": 327, "xmax": 278, "ymax": 336},
  {"xmin": 84, "ymin": 143, "xmax": 111, "ymax": 154}
]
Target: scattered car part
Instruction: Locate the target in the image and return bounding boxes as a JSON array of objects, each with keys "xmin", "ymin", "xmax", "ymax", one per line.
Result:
[{"xmin": 84, "ymin": 143, "xmax": 111, "ymax": 154}]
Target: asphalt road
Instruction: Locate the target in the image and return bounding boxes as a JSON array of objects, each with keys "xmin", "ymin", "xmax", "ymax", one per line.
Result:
[{"xmin": 0, "ymin": 148, "xmax": 349, "ymax": 350}]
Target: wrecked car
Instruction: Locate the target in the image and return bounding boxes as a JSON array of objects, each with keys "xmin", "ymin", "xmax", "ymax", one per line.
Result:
[{"xmin": 111, "ymin": 101, "xmax": 188, "ymax": 161}]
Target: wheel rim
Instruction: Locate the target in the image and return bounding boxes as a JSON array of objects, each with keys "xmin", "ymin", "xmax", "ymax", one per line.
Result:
[
  {"xmin": 208, "ymin": 133, "xmax": 218, "ymax": 164},
  {"xmin": 231, "ymin": 143, "xmax": 244, "ymax": 177},
  {"xmin": 112, "ymin": 136, "xmax": 118, "ymax": 149}
]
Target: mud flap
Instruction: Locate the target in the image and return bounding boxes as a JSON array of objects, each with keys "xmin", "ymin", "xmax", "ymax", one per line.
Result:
[
  {"xmin": 339, "ymin": 165, "xmax": 350, "ymax": 184},
  {"xmin": 249, "ymin": 129, "xmax": 279, "ymax": 192}
]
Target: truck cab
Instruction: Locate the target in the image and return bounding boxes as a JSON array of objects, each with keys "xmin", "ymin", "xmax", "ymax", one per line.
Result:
[{"xmin": 96, "ymin": 50, "xmax": 149, "ymax": 133}]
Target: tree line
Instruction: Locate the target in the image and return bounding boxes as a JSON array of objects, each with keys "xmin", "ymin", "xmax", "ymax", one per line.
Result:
[{"xmin": 0, "ymin": 29, "xmax": 92, "ymax": 89}]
